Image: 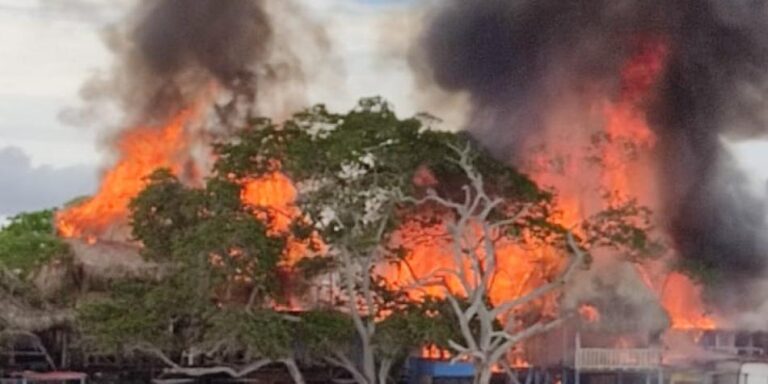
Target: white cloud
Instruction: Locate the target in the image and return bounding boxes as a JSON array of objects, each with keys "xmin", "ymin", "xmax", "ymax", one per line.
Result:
[
  {"xmin": 0, "ymin": 1, "xmax": 110, "ymax": 168},
  {"xmin": 300, "ymin": 0, "xmax": 424, "ymax": 116},
  {"xmin": 0, "ymin": 146, "xmax": 97, "ymax": 216},
  {"xmin": 728, "ymin": 140, "xmax": 768, "ymax": 197}
]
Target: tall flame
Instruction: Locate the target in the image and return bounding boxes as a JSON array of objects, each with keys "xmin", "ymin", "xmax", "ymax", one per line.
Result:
[
  {"xmin": 55, "ymin": 34, "xmax": 717, "ymax": 350},
  {"xmin": 56, "ymin": 109, "xmax": 199, "ymax": 242},
  {"xmin": 524, "ymin": 35, "xmax": 718, "ymax": 331},
  {"xmin": 662, "ymin": 273, "xmax": 717, "ymax": 330}
]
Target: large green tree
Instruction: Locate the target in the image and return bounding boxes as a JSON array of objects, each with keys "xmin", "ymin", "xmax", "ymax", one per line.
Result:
[
  {"xmin": 79, "ymin": 98, "xmax": 655, "ymax": 384},
  {"xmin": 213, "ymin": 97, "xmax": 589, "ymax": 384}
]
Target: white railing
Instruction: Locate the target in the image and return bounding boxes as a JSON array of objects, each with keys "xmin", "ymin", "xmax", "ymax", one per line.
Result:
[{"xmin": 575, "ymin": 348, "xmax": 661, "ymax": 371}]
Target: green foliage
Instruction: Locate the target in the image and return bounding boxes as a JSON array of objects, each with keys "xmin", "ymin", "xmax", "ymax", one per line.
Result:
[
  {"xmin": 581, "ymin": 197, "xmax": 663, "ymax": 261},
  {"xmin": 674, "ymin": 258, "xmax": 719, "ymax": 286},
  {"xmin": 80, "ymin": 168, "xmax": 290, "ymax": 361},
  {"xmin": 375, "ymin": 298, "xmax": 459, "ymax": 358},
  {"xmin": 296, "ymin": 310, "xmax": 355, "ymax": 356},
  {"xmin": 78, "ymin": 280, "xmax": 298, "ymax": 360},
  {"xmin": 129, "ymin": 169, "xmax": 285, "ymax": 297},
  {"xmin": 206, "ymin": 310, "xmax": 297, "ymax": 360},
  {"xmin": 129, "ymin": 169, "xmax": 205, "ymax": 261},
  {"xmin": 78, "ymin": 281, "xmax": 175, "ymax": 353},
  {"xmin": 0, "ymin": 210, "xmax": 70, "ymax": 278},
  {"xmin": 78, "ymin": 97, "xmax": 658, "ymax": 373},
  {"xmin": 215, "ymin": 97, "xmax": 548, "ymax": 252}
]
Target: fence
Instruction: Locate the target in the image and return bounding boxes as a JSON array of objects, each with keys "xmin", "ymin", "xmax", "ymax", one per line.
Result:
[{"xmin": 575, "ymin": 347, "xmax": 662, "ymax": 371}]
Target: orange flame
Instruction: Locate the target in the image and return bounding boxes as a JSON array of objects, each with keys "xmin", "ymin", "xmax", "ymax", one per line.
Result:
[
  {"xmin": 383, "ymin": 212, "xmax": 562, "ymax": 311},
  {"xmin": 240, "ymin": 173, "xmax": 321, "ymax": 268},
  {"xmin": 57, "ymin": 108, "xmax": 199, "ymax": 241},
  {"xmin": 579, "ymin": 305, "xmax": 600, "ymax": 323},
  {"xmin": 241, "ymin": 172, "xmax": 298, "ymax": 233},
  {"xmin": 600, "ymin": 37, "xmax": 668, "ymax": 202},
  {"xmin": 523, "ymin": 34, "xmax": 719, "ymax": 334},
  {"xmin": 662, "ymin": 273, "xmax": 716, "ymax": 330}
]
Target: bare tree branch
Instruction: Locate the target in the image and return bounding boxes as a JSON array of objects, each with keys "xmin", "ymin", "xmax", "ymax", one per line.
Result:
[
  {"xmin": 406, "ymin": 145, "xmax": 585, "ymax": 384},
  {"xmin": 133, "ymin": 343, "xmax": 304, "ymax": 382}
]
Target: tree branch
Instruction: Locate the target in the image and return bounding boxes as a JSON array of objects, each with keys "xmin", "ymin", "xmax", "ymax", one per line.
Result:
[{"xmin": 491, "ymin": 232, "xmax": 585, "ymax": 319}]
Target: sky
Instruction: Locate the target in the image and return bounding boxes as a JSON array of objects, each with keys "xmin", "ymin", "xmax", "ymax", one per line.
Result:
[
  {"xmin": 0, "ymin": 0, "xmax": 767, "ymax": 221},
  {"xmin": 0, "ymin": 0, "xmax": 419, "ymax": 221}
]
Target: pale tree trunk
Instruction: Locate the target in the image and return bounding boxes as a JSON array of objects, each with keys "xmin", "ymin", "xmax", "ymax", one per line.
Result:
[
  {"xmin": 338, "ymin": 248, "xmax": 379, "ymax": 384},
  {"xmin": 408, "ymin": 146, "xmax": 586, "ymax": 384},
  {"xmin": 474, "ymin": 363, "xmax": 493, "ymax": 384},
  {"xmin": 281, "ymin": 358, "xmax": 307, "ymax": 384}
]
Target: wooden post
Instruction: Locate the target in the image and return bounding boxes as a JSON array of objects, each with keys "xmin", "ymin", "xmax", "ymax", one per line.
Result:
[
  {"xmin": 61, "ymin": 331, "xmax": 68, "ymax": 369},
  {"xmin": 575, "ymin": 333, "xmax": 581, "ymax": 384}
]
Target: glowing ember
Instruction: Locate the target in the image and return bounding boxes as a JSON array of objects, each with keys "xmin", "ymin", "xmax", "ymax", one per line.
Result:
[
  {"xmin": 579, "ymin": 305, "xmax": 600, "ymax": 323},
  {"xmin": 421, "ymin": 345, "xmax": 451, "ymax": 360},
  {"xmin": 56, "ymin": 109, "xmax": 198, "ymax": 241}
]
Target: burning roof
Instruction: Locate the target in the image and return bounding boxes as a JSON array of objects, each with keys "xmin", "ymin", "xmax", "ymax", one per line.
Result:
[{"xmin": 50, "ymin": 0, "xmax": 768, "ymax": 362}]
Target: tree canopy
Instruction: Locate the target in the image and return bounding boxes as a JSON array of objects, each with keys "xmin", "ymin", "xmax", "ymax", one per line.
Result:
[
  {"xmin": 0, "ymin": 210, "xmax": 70, "ymax": 278},
  {"xmin": 76, "ymin": 98, "xmax": 656, "ymax": 384}
]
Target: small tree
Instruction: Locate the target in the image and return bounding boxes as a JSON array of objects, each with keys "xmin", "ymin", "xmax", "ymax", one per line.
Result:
[
  {"xmin": 0, "ymin": 210, "xmax": 75, "ymax": 333},
  {"xmin": 78, "ymin": 170, "xmax": 305, "ymax": 383}
]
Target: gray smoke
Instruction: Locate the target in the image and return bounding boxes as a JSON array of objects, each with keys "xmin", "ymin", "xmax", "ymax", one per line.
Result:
[
  {"xmin": 418, "ymin": 0, "xmax": 768, "ymax": 312},
  {"xmin": 65, "ymin": 0, "xmax": 318, "ymax": 130},
  {"xmin": 131, "ymin": 0, "xmax": 270, "ymax": 118}
]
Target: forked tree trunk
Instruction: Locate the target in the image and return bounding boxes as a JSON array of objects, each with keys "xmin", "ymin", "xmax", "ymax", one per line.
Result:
[{"xmin": 474, "ymin": 363, "xmax": 493, "ymax": 384}]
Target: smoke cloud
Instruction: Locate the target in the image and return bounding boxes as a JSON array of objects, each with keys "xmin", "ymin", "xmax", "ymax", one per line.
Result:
[
  {"xmin": 417, "ymin": 0, "xmax": 768, "ymax": 312},
  {"xmin": 65, "ymin": 0, "xmax": 324, "ymax": 131}
]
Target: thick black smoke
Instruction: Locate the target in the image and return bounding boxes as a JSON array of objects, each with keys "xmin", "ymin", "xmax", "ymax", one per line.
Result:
[
  {"xmin": 136, "ymin": 0, "xmax": 269, "ymax": 83},
  {"xmin": 419, "ymin": 0, "xmax": 768, "ymax": 310},
  {"xmin": 65, "ymin": 0, "xmax": 284, "ymax": 128},
  {"xmin": 129, "ymin": 0, "xmax": 272, "ymax": 121}
]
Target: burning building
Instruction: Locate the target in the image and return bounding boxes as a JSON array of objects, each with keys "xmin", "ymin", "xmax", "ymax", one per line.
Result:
[
  {"xmin": 412, "ymin": 0, "xmax": 768, "ymax": 383},
  {"xmin": 45, "ymin": 0, "xmax": 768, "ymax": 382}
]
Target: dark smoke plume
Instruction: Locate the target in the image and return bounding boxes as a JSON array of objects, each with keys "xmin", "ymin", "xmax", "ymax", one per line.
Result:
[
  {"xmin": 66, "ymin": 0, "xmax": 314, "ymax": 129},
  {"xmin": 131, "ymin": 0, "xmax": 271, "ymax": 118},
  {"xmin": 418, "ymin": 0, "xmax": 768, "ymax": 311}
]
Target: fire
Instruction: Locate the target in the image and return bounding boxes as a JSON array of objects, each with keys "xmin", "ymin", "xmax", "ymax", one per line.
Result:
[
  {"xmin": 56, "ymin": 109, "xmax": 199, "ymax": 241},
  {"xmin": 661, "ymin": 273, "xmax": 716, "ymax": 330},
  {"xmin": 384, "ymin": 212, "xmax": 562, "ymax": 310},
  {"xmin": 522, "ymin": 33, "xmax": 719, "ymax": 336},
  {"xmin": 240, "ymin": 173, "xmax": 318, "ymax": 267},
  {"xmin": 421, "ymin": 345, "xmax": 451, "ymax": 360},
  {"xmin": 241, "ymin": 172, "xmax": 298, "ymax": 233},
  {"xmin": 53, "ymin": 29, "xmax": 718, "ymax": 370},
  {"xmin": 419, "ymin": 344, "xmax": 530, "ymax": 369},
  {"xmin": 599, "ymin": 37, "xmax": 668, "ymax": 202},
  {"xmin": 579, "ymin": 305, "xmax": 600, "ymax": 323}
]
